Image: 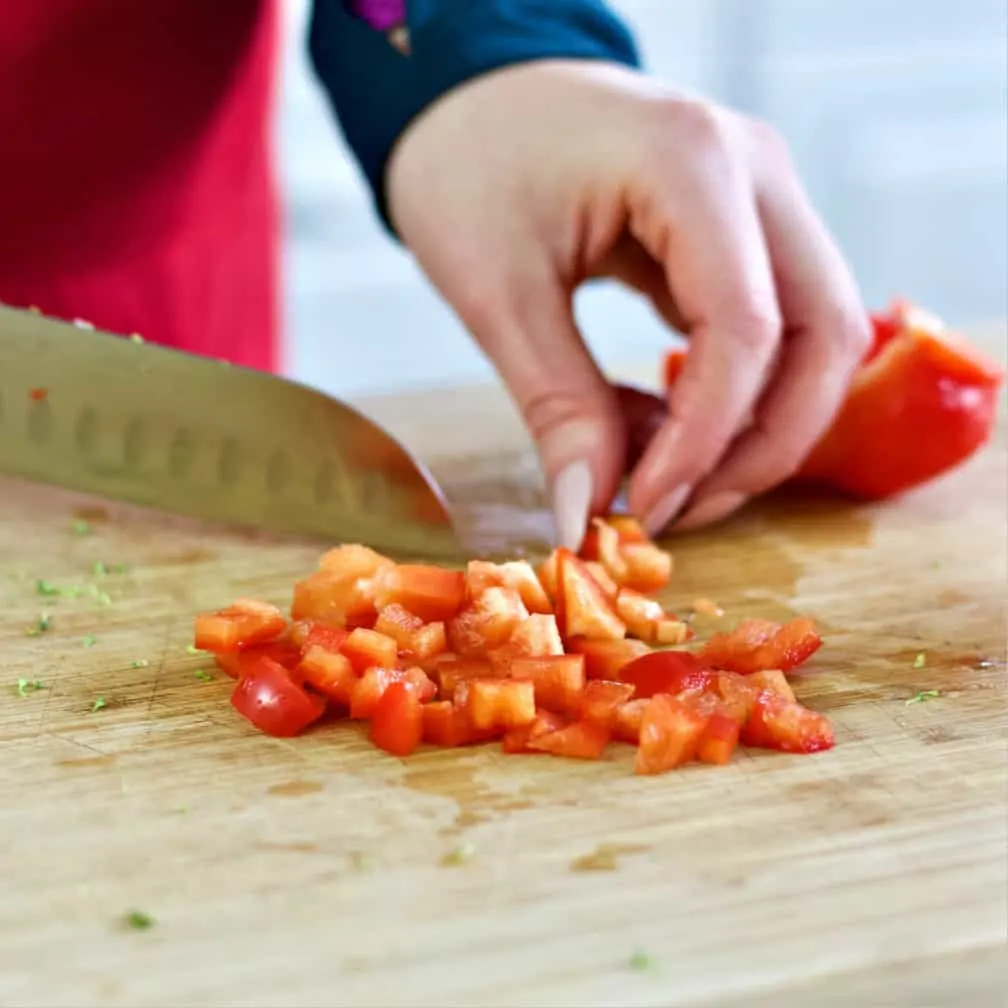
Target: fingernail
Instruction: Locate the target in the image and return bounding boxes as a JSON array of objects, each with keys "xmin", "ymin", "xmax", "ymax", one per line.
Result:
[
  {"xmin": 674, "ymin": 491, "xmax": 747, "ymax": 531},
  {"xmin": 551, "ymin": 460, "xmax": 593, "ymax": 550},
  {"xmin": 643, "ymin": 483, "xmax": 692, "ymax": 537}
]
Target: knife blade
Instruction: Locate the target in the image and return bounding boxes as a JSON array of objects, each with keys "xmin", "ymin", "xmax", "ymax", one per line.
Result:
[{"xmin": 0, "ymin": 305, "xmax": 465, "ymax": 562}]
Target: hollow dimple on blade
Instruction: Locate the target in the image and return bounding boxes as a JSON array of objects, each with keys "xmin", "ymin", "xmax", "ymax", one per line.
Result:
[{"xmin": 0, "ymin": 306, "xmax": 465, "ymax": 562}]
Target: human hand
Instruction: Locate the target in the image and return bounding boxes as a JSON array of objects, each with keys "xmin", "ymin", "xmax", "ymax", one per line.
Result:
[{"xmin": 386, "ymin": 60, "xmax": 871, "ymax": 547}]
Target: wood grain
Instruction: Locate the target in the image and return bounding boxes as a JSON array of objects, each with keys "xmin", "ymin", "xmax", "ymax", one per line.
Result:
[{"xmin": 0, "ymin": 351, "xmax": 1005, "ymax": 1007}]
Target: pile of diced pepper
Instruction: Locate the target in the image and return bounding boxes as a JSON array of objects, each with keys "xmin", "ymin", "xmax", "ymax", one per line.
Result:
[{"xmin": 193, "ymin": 516, "xmax": 833, "ymax": 775}]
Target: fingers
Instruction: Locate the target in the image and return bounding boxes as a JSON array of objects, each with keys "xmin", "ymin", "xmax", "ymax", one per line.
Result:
[
  {"xmin": 673, "ymin": 133, "xmax": 871, "ymax": 530},
  {"xmin": 624, "ymin": 110, "xmax": 782, "ymax": 535},
  {"xmin": 455, "ymin": 263, "xmax": 627, "ymax": 551}
]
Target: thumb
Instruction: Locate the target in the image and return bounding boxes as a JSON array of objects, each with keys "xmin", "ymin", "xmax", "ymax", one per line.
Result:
[{"xmin": 462, "ymin": 272, "xmax": 626, "ymax": 551}]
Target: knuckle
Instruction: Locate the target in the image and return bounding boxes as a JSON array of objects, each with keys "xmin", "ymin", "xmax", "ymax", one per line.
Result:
[
  {"xmin": 731, "ymin": 299, "xmax": 783, "ymax": 356},
  {"xmin": 652, "ymin": 97, "xmax": 734, "ymax": 160},
  {"xmin": 451, "ymin": 281, "xmax": 505, "ymax": 332},
  {"xmin": 745, "ymin": 116, "xmax": 792, "ymax": 165},
  {"xmin": 815, "ymin": 300, "xmax": 873, "ymax": 364}
]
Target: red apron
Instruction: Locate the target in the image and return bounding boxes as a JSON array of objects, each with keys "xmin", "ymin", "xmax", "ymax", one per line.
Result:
[{"xmin": 0, "ymin": 0, "xmax": 280, "ymax": 372}]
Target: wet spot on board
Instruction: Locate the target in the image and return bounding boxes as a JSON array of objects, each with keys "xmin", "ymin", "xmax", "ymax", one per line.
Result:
[
  {"xmin": 154, "ymin": 548, "xmax": 219, "ymax": 567},
  {"xmin": 74, "ymin": 505, "xmax": 110, "ymax": 524},
  {"xmin": 400, "ymin": 751, "xmax": 533, "ymax": 836},
  {"xmin": 267, "ymin": 779, "xmax": 324, "ymax": 797},
  {"xmin": 570, "ymin": 842, "xmax": 649, "ymax": 873}
]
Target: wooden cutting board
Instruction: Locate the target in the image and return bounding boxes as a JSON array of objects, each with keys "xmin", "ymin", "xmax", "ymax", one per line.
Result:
[{"xmin": 1, "ymin": 354, "xmax": 1005, "ymax": 1008}]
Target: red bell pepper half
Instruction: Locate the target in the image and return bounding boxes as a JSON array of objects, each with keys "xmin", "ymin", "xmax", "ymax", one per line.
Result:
[{"xmin": 662, "ymin": 300, "xmax": 1004, "ymax": 500}]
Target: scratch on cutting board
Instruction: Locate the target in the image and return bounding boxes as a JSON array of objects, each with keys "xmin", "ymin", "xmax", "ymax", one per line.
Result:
[{"xmin": 143, "ymin": 618, "xmax": 177, "ymax": 731}]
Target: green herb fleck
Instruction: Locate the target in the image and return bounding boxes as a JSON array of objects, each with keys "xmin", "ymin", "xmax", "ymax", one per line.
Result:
[
  {"xmin": 36, "ymin": 579, "xmax": 60, "ymax": 597},
  {"xmin": 441, "ymin": 841, "xmax": 476, "ymax": 867},
  {"xmin": 348, "ymin": 850, "xmax": 372, "ymax": 871},
  {"xmin": 82, "ymin": 634, "xmax": 97, "ymax": 648},
  {"xmin": 175, "ymin": 805, "xmax": 189, "ymax": 815},
  {"xmin": 16, "ymin": 678, "xmax": 45, "ymax": 697},
  {"xmin": 92, "ymin": 560, "xmax": 127, "ymax": 577},
  {"xmin": 194, "ymin": 670, "xmax": 214, "ymax": 682},
  {"xmin": 629, "ymin": 950, "xmax": 656, "ymax": 972},
  {"xmin": 130, "ymin": 659, "xmax": 150, "ymax": 669},
  {"xmin": 87, "ymin": 584, "xmax": 112, "ymax": 606},
  {"xmin": 186, "ymin": 645, "xmax": 202, "ymax": 656},
  {"xmin": 912, "ymin": 652, "xmax": 927, "ymax": 669},
  {"xmin": 906, "ymin": 689, "xmax": 940, "ymax": 706},
  {"xmin": 124, "ymin": 910, "xmax": 154, "ymax": 930},
  {"xmin": 91, "ymin": 696, "xmax": 107, "ymax": 712},
  {"xmin": 26, "ymin": 612, "xmax": 51, "ymax": 636},
  {"xmin": 71, "ymin": 518, "xmax": 92, "ymax": 536}
]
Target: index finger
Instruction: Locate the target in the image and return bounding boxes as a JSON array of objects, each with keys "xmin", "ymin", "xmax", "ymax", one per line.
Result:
[{"xmin": 625, "ymin": 121, "xmax": 782, "ymax": 533}]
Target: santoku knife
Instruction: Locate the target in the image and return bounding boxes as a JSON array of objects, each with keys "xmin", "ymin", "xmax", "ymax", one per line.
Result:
[{"xmin": 0, "ymin": 305, "xmax": 464, "ymax": 561}]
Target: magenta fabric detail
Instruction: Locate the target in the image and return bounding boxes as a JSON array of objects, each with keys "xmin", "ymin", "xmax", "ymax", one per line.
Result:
[{"xmin": 347, "ymin": 0, "xmax": 406, "ymax": 32}]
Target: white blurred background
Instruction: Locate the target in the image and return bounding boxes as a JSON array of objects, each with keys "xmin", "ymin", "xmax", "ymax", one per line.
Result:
[{"xmin": 276, "ymin": 0, "xmax": 1008, "ymax": 398}]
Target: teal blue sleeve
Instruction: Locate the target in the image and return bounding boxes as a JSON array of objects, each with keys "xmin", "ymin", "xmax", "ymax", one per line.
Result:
[{"xmin": 308, "ymin": 0, "xmax": 641, "ymax": 232}]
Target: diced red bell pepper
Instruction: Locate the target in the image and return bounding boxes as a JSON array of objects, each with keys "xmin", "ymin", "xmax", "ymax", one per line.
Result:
[
  {"xmin": 714, "ymin": 671, "xmax": 760, "ymax": 722},
  {"xmin": 436, "ymin": 658, "xmax": 502, "ymax": 698},
  {"xmin": 318, "ymin": 543, "xmax": 394, "ymax": 579},
  {"xmin": 557, "ymin": 549, "xmax": 626, "ymax": 641},
  {"xmin": 214, "ymin": 640, "xmax": 301, "ymax": 679},
  {"xmin": 618, "ymin": 649, "xmax": 714, "ymax": 698},
  {"xmin": 421, "ymin": 701, "xmax": 472, "ymax": 747},
  {"xmin": 580, "ymin": 517, "xmax": 630, "ymax": 583},
  {"xmin": 634, "ymin": 694, "xmax": 709, "ymax": 775},
  {"xmin": 488, "ymin": 613, "xmax": 565, "ymax": 668},
  {"xmin": 374, "ymin": 603, "xmax": 447, "ymax": 660},
  {"xmin": 747, "ymin": 669, "xmax": 796, "ymax": 704},
  {"xmin": 370, "ymin": 680, "xmax": 423, "ymax": 757},
  {"xmin": 583, "ymin": 561, "xmax": 619, "ymax": 598},
  {"xmin": 527, "ymin": 720, "xmax": 610, "ymax": 760},
  {"xmin": 700, "ymin": 617, "xmax": 822, "ymax": 674},
  {"xmin": 466, "ymin": 678, "xmax": 537, "ymax": 731},
  {"xmin": 580, "ymin": 680, "xmax": 636, "ymax": 728},
  {"xmin": 340, "ymin": 627, "xmax": 399, "ymax": 676},
  {"xmin": 290, "ymin": 570, "xmax": 378, "ymax": 629},
  {"xmin": 466, "ymin": 559, "xmax": 553, "ymax": 614},
  {"xmin": 298, "ymin": 645, "xmax": 358, "ymax": 705},
  {"xmin": 373, "ymin": 603, "xmax": 425, "ymax": 648},
  {"xmin": 501, "ymin": 709, "xmax": 568, "ymax": 754},
  {"xmin": 508, "ymin": 655, "xmax": 586, "ymax": 715},
  {"xmin": 374, "ymin": 564, "xmax": 467, "ymax": 623},
  {"xmin": 349, "ymin": 666, "xmax": 436, "ymax": 719},
  {"xmin": 230, "ymin": 657, "xmax": 326, "ymax": 738},
  {"xmin": 290, "ymin": 620, "xmax": 349, "ymax": 653},
  {"xmin": 194, "ymin": 598, "xmax": 287, "ymax": 653},
  {"xmin": 740, "ymin": 691, "xmax": 835, "ymax": 754},
  {"xmin": 447, "ymin": 587, "xmax": 528, "ymax": 657},
  {"xmin": 536, "ymin": 551, "xmax": 561, "ymax": 603},
  {"xmin": 620, "ymin": 543, "xmax": 673, "ymax": 594},
  {"xmin": 612, "ymin": 698, "xmax": 649, "ymax": 744},
  {"xmin": 579, "ymin": 517, "xmax": 672, "ymax": 593},
  {"xmin": 614, "ymin": 589, "xmax": 664, "ymax": 640},
  {"xmin": 695, "ymin": 708, "xmax": 742, "ymax": 765},
  {"xmin": 568, "ymin": 637, "xmax": 650, "ymax": 679}
]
